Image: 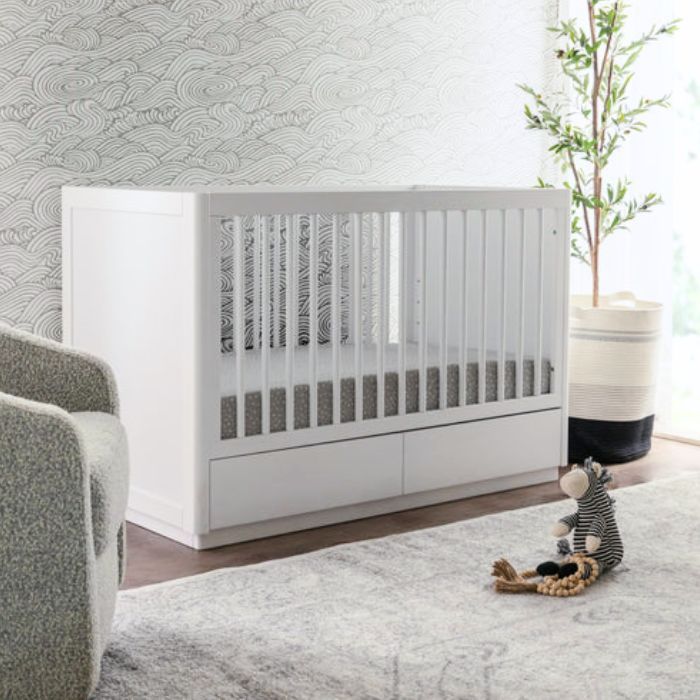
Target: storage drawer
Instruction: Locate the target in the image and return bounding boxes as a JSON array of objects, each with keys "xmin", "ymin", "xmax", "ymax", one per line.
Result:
[
  {"xmin": 210, "ymin": 434, "xmax": 403, "ymax": 529},
  {"xmin": 403, "ymin": 409, "xmax": 562, "ymax": 494}
]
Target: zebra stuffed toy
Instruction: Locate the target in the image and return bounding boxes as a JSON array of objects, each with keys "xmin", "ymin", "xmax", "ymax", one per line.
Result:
[
  {"xmin": 550, "ymin": 457, "xmax": 624, "ymax": 574},
  {"xmin": 492, "ymin": 458, "xmax": 623, "ymax": 597}
]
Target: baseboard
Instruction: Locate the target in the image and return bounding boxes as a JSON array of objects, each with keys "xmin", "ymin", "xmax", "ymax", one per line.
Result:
[
  {"xmin": 126, "ymin": 508, "xmax": 197, "ymax": 547},
  {"xmin": 192, "ymin": 467, "xmax": 558, "ymax": 549},
  {"xmin": 127, "ymin": 487, "xmax": 184, "ymax": 532}
]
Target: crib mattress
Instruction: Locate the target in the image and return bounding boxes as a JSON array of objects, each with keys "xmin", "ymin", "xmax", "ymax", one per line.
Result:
[{"xmin": 221, "ymin": 343, "xmax": 551, "ymax": 439}]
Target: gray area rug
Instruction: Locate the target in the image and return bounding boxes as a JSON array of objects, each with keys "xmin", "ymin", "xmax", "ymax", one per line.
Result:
[{"xmin": 95, "ymin": 476, "xmax": 700, "ymax": 699}]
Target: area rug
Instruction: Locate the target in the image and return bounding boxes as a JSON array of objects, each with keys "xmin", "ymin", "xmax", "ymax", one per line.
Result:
[{"xmin": 95, "ymin": 476, "xmax": 700, "ymax": 699}]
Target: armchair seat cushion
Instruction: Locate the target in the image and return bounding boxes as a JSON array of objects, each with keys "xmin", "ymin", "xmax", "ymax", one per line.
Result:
[{"xmin": 71, "ymin": 412, "xmax": 129, "ymax": 556}]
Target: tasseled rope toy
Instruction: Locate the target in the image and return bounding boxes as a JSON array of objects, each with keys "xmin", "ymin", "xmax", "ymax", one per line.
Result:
[{"xmin": 491, "ymin": 553, "xmax": 600, "ymax": 597}]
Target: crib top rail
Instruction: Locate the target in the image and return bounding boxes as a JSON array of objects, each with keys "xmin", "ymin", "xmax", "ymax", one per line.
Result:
[
  {"xmin": 62, "ymin": 184, "xmax": 570, "ymax": 217},
  {"xmin": 207, "ymin": 187, "xmax": 569, "ymax": 217}
]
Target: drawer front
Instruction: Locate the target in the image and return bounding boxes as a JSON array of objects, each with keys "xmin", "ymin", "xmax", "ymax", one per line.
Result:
[
  {"xmin": 404, "ymin": 409, "xmax": 562, "ymax": 494},
  {"xmin": 210, "ymin": 434, "xmax": 403, "ymax": 529}
]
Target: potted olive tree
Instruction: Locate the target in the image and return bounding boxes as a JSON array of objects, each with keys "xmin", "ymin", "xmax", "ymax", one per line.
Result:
[{"xmin": 521, "ymin": 1, "xmax": 679, "ymax": 463}]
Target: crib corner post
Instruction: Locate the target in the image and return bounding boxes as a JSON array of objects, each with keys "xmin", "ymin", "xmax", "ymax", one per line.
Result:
[
  {"xmin": 556, "ymin": 196, "xmax": 572, "ymax": 467},
  {"xmin": 182, "ymin": 191, "xmax": 216, "ymax": 535}
]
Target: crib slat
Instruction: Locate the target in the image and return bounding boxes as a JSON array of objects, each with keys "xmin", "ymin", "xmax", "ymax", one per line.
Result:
[
  {"xmin": 261, "ymin": 217, "xmax": 271, "ymax": 434},
  {"xmin": 418, "ymin": 210, "xmax": 428, "ymax": 413},
  {"xmin": 478, "ymin": 210, "xmax": 487, "ymax": 405},
  {"xmin": 285, "ymin": 214, "xmax": 295, "ymax": 431},
  {"xmin": 498, "ymin": 209, "xmax": 507, "ymax": 403},
  {"xmin": 365, "ymin": 214, "xmax": 374, "ymax": 344},
  {"xmin": 377, "ymin": 212, "xmax": 388, "ymax": 418},
  {"xmin": 534, "ymin": 208, "xmax": 544, "ymax": 397},
  {"xmin": 398, "ymin": 212, "xmax": 407, "ymax": 416},
  {"xmin": 292, "ymin": 214, "xmax": 299, "ymax": 364},
  {"xmin": 517, "ymin": 208, "xmax": 526, "ymax": 399},
  {"xmin": 253, "ymin": 216, "xmax": 261, "ymax": 350},
  {"xmin": 386, "ymin": 214, "xmax": 393, "ymax": 341},
  {"xmin": 273, "ymin": 216, "xmax": 281, "ymax": 348},
  {"xmin": 383, "ymin": 212, "xmax": 391, "ymax": 346},
  {"xmin": 353, "ymin": 212, "xmax": 363, "ymax": 422},
  {"xmin": 439, "ymin": 210, "xmax": 448, "ymax": 410},
  {"xmin": 234, "ymin": 216, "xmax": 245, "ymax": 439},
  {"xmin": 459, "ymin": 210, "xmax": 468, "ymax": 406},
  {"xmin": 332, "ymin": 213, "xmax": 341, "ymax": 424},
  {"xmin": 309, "ymin": 214, "xmax": 319, "ymax": 428}
]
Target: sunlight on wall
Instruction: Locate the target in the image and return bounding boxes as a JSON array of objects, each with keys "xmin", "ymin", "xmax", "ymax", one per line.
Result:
[{"xmin": 660, "ymin": 0, "xmax": 700, "ymax": 440}]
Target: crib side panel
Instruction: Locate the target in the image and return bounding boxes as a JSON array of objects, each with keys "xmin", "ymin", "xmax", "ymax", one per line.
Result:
[
  {"xmin": 212, "ymin": 191, "xmax": 569, "ymax": 459},
  {"xmin": 62, "ymin": 187, "xmax": 209, "ymax": 543}
]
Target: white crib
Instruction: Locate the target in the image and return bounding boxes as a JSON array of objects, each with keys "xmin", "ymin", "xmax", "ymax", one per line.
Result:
[{"xmin": 62, "ymin": 185, "xmax": 570, "ymax": 549}]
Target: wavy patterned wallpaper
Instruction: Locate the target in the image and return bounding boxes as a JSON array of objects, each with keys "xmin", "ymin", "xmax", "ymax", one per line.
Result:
[{"xmin": 0, "ymin": 0, "xmax": 558, "ymax": 340}]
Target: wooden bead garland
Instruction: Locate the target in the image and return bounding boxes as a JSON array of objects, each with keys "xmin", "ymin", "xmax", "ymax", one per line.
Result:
[
  {"xmin": 491, "ymin": 553, "xmax": 600, "ymax": 596},
  {"xmin": 535, "ymin": 554, "xmax": 599, "ymax": 596}
]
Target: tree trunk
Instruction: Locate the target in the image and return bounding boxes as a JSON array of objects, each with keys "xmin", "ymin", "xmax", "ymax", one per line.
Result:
[{"xmin": 591, "ymin": 248, "xmax": 600, "ymax": 307}]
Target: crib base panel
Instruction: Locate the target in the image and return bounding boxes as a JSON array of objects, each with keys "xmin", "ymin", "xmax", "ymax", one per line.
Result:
[
  {"xmin": 127, "ymin": 466, "xmax": 558, "ymax": 550},
  {"xmin": 125, "ymin": 407, "xmax": 563, "ymax": 549}
]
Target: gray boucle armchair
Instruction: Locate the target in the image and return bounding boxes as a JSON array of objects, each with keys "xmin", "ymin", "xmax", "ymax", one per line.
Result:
[{"xmin": 0, "ymin": 324, "xmax": 129, "ymax": 699}]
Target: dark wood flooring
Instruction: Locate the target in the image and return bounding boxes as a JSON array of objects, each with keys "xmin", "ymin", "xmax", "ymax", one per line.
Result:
[{"xmin": 122, "ymin": 437, "xmax": 700, "ymax": 589}]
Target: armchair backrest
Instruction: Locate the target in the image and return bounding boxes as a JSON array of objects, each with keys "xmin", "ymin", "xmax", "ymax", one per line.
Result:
[{"xmin": 0, "ymin": 324, "xmax": 118, "ymax": 415}]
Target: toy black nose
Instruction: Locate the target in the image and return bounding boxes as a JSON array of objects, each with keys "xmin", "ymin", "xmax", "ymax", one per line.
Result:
[
  {"xmin": 558, "ymin": 562, "xmax": 579, "ymax": 578},
  {"xmin": 536, "ymin": 561, "xmax": 579, "ymax": 579},
  {"xmin": 536, "ymin": 561, "xmax": 560, "ymax": 577}
]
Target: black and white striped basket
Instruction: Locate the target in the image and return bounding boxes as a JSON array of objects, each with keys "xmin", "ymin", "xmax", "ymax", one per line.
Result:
[{"xmin": 568, "ymin": 292, "xmax": 663, "ymax": 464}]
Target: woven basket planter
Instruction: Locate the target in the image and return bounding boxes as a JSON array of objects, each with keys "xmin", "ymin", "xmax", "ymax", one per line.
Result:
[{"xmin": 568, "ymin": 292, "xmax": 663, "ymax": 464}]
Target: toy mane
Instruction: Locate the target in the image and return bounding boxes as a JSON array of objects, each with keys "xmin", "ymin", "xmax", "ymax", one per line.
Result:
[{"xmin": 582, "ymin": 457, "xmax": 615, "ymax": 507}]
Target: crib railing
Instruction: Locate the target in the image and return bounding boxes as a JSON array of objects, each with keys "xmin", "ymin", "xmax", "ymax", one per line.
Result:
[{"xmin": 211, "ymin": 187, "xmax": 569, "ymax": 455}]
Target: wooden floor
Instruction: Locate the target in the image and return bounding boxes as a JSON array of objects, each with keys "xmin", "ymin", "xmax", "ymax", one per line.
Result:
[{"xmin": 122, "ymin": 437, "xmax": 700, "ymax": 589}]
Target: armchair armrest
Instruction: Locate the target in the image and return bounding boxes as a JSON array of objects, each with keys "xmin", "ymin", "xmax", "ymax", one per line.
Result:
[
  {"xmin": 0, "ymin": 392, "xmax": 99, "ymax": 696},
  {"xmin": 0, "ymin": 324, "xmax": 118, "ymax": 415},
  {"xmin": 0, "ymin": 391, "xmax": 92, "ymax": 549}
]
